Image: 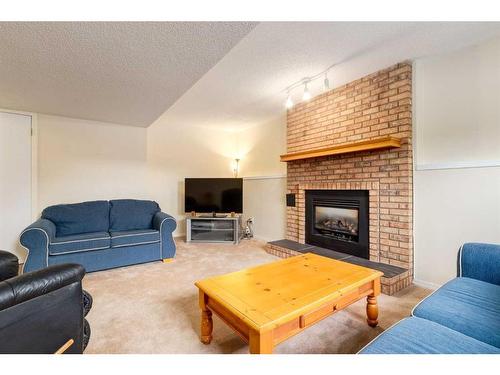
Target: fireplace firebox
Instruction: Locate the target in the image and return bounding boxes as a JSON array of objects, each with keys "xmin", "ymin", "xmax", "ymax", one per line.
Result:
[{"xmin": 305, "ymin": 190, "xmax": 369, "ymax": 259}]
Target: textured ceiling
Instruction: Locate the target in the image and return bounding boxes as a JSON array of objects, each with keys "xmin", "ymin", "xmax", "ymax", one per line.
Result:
[
  {"xmin": 3, "ymin": 22, "xmax": 500, "ymax": 130},
  {"xmin": 0, "ymin": 22, "xmax": 257, "ymax": 126},
  {"xmin": 154, "ymin": 22, "xmax": 500, "ymax": 131}
]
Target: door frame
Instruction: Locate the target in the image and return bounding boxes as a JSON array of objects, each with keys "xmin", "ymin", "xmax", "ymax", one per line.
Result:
[{"xmin": 0, "ymin": 108, "xmax": 38, "ymax": 220}]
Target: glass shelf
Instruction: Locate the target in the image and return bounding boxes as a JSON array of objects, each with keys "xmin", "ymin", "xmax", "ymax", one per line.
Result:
[{"xmin": 187, "ymin": 216, "xmax": 240, "ymax": 244}]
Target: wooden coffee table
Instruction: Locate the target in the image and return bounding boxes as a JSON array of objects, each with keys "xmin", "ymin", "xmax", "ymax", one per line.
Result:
[{"xmin": 195, "ymin": 253, "xmax": 383, "ymax": 354}]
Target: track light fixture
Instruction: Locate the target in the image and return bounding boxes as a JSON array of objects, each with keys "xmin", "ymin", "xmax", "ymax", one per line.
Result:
[
  {"xmin": 302, "ymin": 82, "xmax": 311, "ymax": 101},
  {"xmin": 285, "ymin": 92, "xmax": 293, "ymax": 109},
  {"xmin": 232, "ymin": 158, "xmax": 240, "ymax": 178},
  {"xmin": 283, "ymin": 64, "xmax": 335, "ymax": 109},
  {"xmin": 324, "ymin": 73, "xmax": 330, "ymax": 91}
]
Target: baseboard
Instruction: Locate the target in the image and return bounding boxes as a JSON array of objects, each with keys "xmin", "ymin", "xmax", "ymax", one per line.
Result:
[
  {"xmin": 252, "ymin": 235, "xmax": 273, "ymax": 243},
  {"xmin": 413, "ymin": 278, "xmax": 441, "ymax": 290}
]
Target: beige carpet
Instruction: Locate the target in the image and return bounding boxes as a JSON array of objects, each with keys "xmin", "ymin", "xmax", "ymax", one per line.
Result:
[{"xmin": 83, "ymin": 239, "xmax": 431, "ymax": 354}]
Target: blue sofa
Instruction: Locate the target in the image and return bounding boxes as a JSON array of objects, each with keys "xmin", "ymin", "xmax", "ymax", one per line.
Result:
[
  {"xmin": 360, "ymin": 243, "xmax": 500, "ymax": 354},
  {"xmin": 20, "ymin": 199, "xmax": 177, "ymax": 273}
]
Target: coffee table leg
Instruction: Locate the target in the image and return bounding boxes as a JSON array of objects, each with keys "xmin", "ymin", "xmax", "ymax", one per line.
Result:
[
  {"xmin": 249, "ymin": 329, "xmax": 273, "ymax": 354},
  {"xmin": 199, "ymin": 290, "xmax": 213, "ymax": 344},
  {"xmin": 366, "ymin": 294, "xmax": 378, "ymax": 327},
  {"xmin": 201, "ymin": 308, "xmax": 213, "ymax": 344}
]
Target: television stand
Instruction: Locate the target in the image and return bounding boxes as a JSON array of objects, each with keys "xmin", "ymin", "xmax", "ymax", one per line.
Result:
[{"xmin": 186, "ymin": 214, "xmax": 240, "ymax": 244}]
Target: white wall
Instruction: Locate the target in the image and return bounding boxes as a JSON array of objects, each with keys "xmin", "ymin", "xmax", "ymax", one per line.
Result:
[
  {"xmin": 414, "ymin": 37, "xmax": 500, "ymax": 287},
  {"xmin": 37, "ymin": 114, "xmax": 149, "ymax": 214},
  {"xmin": 415, "ymin": 37, "xmax": 500, "ymax": 168},
  {"xmin": 147, "ymin": 114, "xmax": 239, "ymax": 236},
  {"xmin": 415, "ymin": 167, "xmax": 500, "ymax": 286},
  {"xmin": 243, "ymin": 177, "xmax": 286, "ymax": 242},
  {"xmin": 236, "ymin": 117, "xmax": 286, "ymax": 178},
  {"xmin": 238, "ymin": 117, "xmax": 287, "ymax": 241},
  {"xmin": 147, "ymin": 114, "xmax": 287, "ymax": 240},
  {"xmin": 0, "ymin": 112, "xmax": 32, "ymax": 259},
  {"xmin": 32, "ymin": 110, "xmax": 287, "ymax": 243}
]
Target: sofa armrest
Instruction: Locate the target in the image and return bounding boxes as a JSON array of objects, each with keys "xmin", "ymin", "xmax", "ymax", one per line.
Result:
[
  {"xmin": 0, "ymin": 263, "xmax": 85, "ymax": 311},
  {"xmin": 153, "ymin": 212, "xmax": 177, "ymax": 259},
  {"xmin": 153, "ymin": 212, "xmax": 177, "ymax": 232},
  {"xmin": 0, "ymin": 263, "xmax": 86, "ymax": 354},
  {"xmin": 458, "ymin": 243, "xmax": 500, "ymax": 285},
  {"xmin": 0, "ymin": 250, "xmax": 19, "ymax": 282},
  {"xmin": 20, "ymin": 219, "xmax": 56, "ymax": 272}
]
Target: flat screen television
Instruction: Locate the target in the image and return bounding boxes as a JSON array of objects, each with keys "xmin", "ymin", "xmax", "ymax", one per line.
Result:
[{"xmin": 184, "ymin": 178, "xmax": 243, "ymax": 213}]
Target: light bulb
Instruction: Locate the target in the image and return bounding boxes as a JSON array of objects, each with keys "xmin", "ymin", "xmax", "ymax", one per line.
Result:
[
  {"xmin": 285, "ymin": 93, "xmax": 293, "ymax": 109},
  {"xmin": 302, "ymin": 82, "xmax": 311, "ymax": 101}
]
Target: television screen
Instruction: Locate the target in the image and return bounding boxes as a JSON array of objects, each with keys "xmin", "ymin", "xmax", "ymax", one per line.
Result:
[{"xmin": 185, "ymin": 178, "xmax": 243, "ymax": 213}]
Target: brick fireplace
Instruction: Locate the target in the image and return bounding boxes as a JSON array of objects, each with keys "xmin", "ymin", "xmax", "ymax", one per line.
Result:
[{"xmin": 268, "ymin": 62, "xmax": 413, "ymax": 295}]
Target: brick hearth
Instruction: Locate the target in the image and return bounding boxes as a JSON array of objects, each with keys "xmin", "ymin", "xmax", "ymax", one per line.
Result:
[
  {"xmin": 270, "ymin": 62, "xmax": 413, "ymax": 295},
  {"xmin": 266, "ymin": 240, "xmax": 410, "ymax": 295}
]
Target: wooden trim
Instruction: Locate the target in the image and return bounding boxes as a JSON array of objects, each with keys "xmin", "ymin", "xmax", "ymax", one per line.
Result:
[
  {"xmin": 416, "ymin": 160, "xmax": 500, "ymax": 171},
  {"xmin": 54, "ymin": 339, "xmax": 74, "ymax": 354},
  {"xmin": 280, "ymin": 136, "xmax": 401, "ymax": 162}
]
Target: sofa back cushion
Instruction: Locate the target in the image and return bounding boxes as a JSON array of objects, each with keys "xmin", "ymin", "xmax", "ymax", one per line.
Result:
[
  {"xmin": 109, "ymin": 199, "xmax": 160, "ymax": 231},
  {"xmin": 42, "ymin": 200, "xmax": 110, "ymax": 237}
]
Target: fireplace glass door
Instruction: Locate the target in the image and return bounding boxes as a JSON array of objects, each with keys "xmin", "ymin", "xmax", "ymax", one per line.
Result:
[
  {"xmin": 314, "ymin": 206, "xmax": 359, "ymax": 243},
  {"xmin": 305, "ymin": 190, "xmax": 369, "ymax": 259}
]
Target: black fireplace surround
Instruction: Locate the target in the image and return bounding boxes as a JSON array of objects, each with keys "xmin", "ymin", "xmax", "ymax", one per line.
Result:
[{"xmin": 305, "ymin": 190, "xmax": 369, "ymax": 259}]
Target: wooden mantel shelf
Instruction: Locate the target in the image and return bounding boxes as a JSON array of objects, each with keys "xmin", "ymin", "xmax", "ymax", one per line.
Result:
[{"xmin": 280, "ymin": 136, "xmax": 401, "ymax": 162}]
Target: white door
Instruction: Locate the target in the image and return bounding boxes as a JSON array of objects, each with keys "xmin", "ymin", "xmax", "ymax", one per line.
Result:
[{"xmin": 0, "ymin": 111, "xmax": 32, "ymax": 261}]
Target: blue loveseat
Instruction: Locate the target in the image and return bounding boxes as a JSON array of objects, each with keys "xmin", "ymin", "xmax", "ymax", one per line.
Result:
[
  {"xmin": 20, "ymin": 199, "xmax": 177, "ymax": 273},
  {"xmin": 360, "ymin": 243, "xmax": 500, "ymax": 354}
]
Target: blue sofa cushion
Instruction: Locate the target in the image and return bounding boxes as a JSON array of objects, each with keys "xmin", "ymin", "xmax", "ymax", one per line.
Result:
[
  {"xmin": 360, "ymin": 317, "xmax": 500, "ymax": 354},
  {"xmin": 109, "ymin": 199, "xmax": 160, "ymax": 231},
  {"xmin": 42, "ymin": 200, "xmax": 110, "ymax": 236},
  {"xmin": 49, "ymin": 232, "xmax": 110, "ymax": 255},
  {"xmin": 412, "ymin": 277, "xmax": 500, "ymax": 348},
  {"xmin": 110, "ymin": 229, "xmax": 160, "ymax": 248}
]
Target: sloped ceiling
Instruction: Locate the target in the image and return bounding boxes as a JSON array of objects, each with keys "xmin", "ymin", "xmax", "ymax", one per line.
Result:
[
  {"xmin": 154, "ymin": 22, "xmax": 500, "ymax": 131},
  {"xmin": 2, "ymin": 22, "xmax": 500, "ymax": 130},
  {"xmin": 0, "ymin": 22, "xmax": 257, "ymax": 126}
]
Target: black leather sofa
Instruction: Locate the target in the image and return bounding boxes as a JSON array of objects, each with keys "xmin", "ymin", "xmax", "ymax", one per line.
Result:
[{"xmin": 0, "ymin": 250, "xmax": 92, "ymax": 354}]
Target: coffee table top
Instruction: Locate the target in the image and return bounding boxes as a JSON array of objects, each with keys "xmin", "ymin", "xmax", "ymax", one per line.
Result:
[{"xmin": 195, "ymin": 253, "xmax": 383, "ymax": 331}]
